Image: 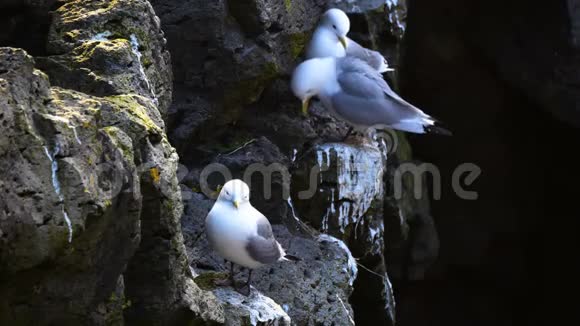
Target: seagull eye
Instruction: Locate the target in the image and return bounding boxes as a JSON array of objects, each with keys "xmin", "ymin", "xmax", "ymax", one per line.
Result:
[
  {"xmin": 225, "ymin": 191, "xmax": 230, "ymax": 196},
  {"xmin": 332, "ymin": 24, "xmax": 337, "ymax": 29}
]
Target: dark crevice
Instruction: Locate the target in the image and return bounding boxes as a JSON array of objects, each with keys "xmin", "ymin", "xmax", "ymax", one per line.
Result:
[{"xmin": 0, "ymin": 4, "xmax": 53, "ymax": 56}]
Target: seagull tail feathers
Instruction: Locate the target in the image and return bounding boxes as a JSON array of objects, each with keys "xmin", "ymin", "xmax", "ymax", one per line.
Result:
[
  {"xmin": 391, "ymin": 118, "xmax": 452, "ymax": 135},
  {"xmin": 424, "ymin": 119, "xmax": 452, "ymax": 136},
  {"xmin": 423, "ymin": 114, "xmax": 452, "ymax": 136}
]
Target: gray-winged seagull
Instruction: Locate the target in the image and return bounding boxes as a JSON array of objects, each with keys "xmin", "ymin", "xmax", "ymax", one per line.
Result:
[
  {"xmin": 205, "ymin": 179, "xmax": 299, "ymax": 295},
  {"xmin": 306, "ymin": 8, "xmax": 394, "ymax": 73},
  {"xmin": 291, "ymin": 56, "xmax": 451, "ymax": 135}
]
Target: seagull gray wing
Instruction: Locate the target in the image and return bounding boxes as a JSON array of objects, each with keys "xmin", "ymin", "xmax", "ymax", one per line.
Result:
[
  {"xmin": 331, "ymin": 57, "xmax": 431, "ymax": 126},
  {"xmin": 346, "ymin": 38, "xmax": 387, "ymax": 72},
  {"xmin": 245, "ymin": 213, "xmax": 282, "ymax": 264}
]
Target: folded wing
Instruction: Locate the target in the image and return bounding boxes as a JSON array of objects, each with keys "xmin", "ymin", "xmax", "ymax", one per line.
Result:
[
  {"xmin": 331, "ymin": 57, "xmax": 437, "ymax": 132},
  {"xmin": 245, "ymin": 214, "xmax": 283, "ymax": 264}
]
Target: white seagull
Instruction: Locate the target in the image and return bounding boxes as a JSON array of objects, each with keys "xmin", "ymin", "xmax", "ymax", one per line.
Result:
[
  {"xmin": 291, "ymin": 56, "xmax": 451, "ymax": 135},
  {"xmin": 205, "ymin": 179, "xmax": 298, "ymax": 295},
  {"xmin": 306, "ymin": 8, "xmax": 394, "ymax": 73}
]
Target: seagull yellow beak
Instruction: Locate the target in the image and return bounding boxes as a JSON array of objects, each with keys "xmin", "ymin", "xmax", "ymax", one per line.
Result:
[
  {"xmin": 338, "ymin": 36, "xmax": 348, "ymax": 49},
  {"xmin": 302, "ymin": 97, "xmax": 311, "ymax": 116},
  {"xmin": 233, "ymin": 200, "xmax": 240, "ymax": 209}
]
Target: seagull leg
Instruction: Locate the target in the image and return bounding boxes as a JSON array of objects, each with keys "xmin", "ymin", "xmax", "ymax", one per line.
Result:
[
  {"xmin": 245, "ymin": 269, "xmax": 253, "ymax": 287},
  {"xmin": 235, "ymin": 269, "xmax": 252, "ymax": 296},
  {"xmin": 229, "ymin": 261, "xmax": 235, "ymax": 284}
]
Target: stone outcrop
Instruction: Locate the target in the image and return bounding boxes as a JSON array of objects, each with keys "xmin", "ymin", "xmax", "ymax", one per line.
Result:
[
  {"xmin": 0, "ymin": 0, "xmax": 199, "ymax": 324},
  {"xmin": 151, "ymin": 0, "xmax": 427, "ymax": 324},
  {"xmin": 0, "ymin": 44, "xmax": 173, "ymax": 324},
  {"xmin": 38, "ymin": 0, "xmax": 172, "ymax": 116}
]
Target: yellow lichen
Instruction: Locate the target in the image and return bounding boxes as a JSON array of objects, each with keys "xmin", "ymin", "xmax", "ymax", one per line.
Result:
[
  {"xmin": 149, "ymin": 167, "xmax": 160, "ymax": 184},
  {"xmin": 73, "ymin": 39, "xmax": 131, "ymax": 64},
  {"xmin": 57, "ymin": 0, "xmax": 121, "ymax": 24},
  {"xmin": 65, "ymin": 30, "xmax": 81, "ymax": 40},
  {"xmin": 104, "ymin": 94, "xmax": 162, "ymax": 133}
]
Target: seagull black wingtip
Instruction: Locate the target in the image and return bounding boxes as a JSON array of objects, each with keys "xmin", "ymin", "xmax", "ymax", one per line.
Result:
[
  {"xmin": 424, "ymin": 124, "xmax": 453, "ymax": 136},
  {"xmin": 284, "ymin": 254, "xmax": 301, "ymax": 262}
]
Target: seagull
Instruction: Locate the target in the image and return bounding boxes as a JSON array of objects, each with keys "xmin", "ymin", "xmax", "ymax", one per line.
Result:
[
  {"xmin": 291, "ymin": 56, "xmax": 451, "ymax": 135},
  {"xmin": 205, "ymin": 179, "xmax": 299, "ymax": 295},
  {"xmin": 306, "ymin": 8, "xmax": 394, "ymax": 73}
]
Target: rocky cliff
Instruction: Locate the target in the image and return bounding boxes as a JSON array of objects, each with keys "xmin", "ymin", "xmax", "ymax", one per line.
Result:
[
  {"xmin": 5, "ymin": 0, "xmax": 573, "ymax": 325},
  {"xmin": 0, "ymin": 0, "xmax": 426, "ymax": 325},
  {"xmin": 0, "ymin": 0, "xmax": 202, "ymax": 324},
  {"xmin": 150, "ymin": 0, "xmax": 431, "ymax": 324}
]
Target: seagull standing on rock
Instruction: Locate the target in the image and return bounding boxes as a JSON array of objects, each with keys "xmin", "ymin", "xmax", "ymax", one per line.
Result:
[
  {"xmin": 306, "ymin": 8, "xmax": 394, "ymax": 73},
  {"xmin": 291, "ymin": 56, "xmax": 451, "ymax": 135},
  {"xmin": 205, "ymin": 179, "xmax": 299, "ymax": 296}
]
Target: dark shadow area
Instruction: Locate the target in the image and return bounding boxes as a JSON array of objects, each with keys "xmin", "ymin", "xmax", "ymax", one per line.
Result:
[
  {"xmin": 395, "ymin": 0, "xmax": 580, "ymax": 325},
  {"xmin": 0, "ymin": 2, "xmax": 57, "ymax": 56}
]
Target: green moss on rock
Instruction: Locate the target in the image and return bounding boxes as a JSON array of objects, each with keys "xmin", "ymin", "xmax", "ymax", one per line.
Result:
[
  {"xmin": 102, "ymin": 126, "xmax": 134, "ymax": 162},
  {"xmin": 193, "ymin": 272, "xmax": 229, "ymax": 291},
  {"xmin": 290, "ymin": 32, "xmax": 308, "ymax": 59},
  {"xmin": 104, "ymin": 94, "xmax": 161, "ymax": 133},
  {"xmin": 72, "ymin": 39, "xmax": 131, "ymax": 65}
]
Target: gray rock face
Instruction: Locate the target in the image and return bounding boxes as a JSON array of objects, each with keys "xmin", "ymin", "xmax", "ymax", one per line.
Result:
[
  {"xmin": 150, "ymin": 0, "xmax": 427, "ymax": 324},
  {"xmin": 0, "ymin": 47, "xmax": 136, "ymax": 325},
  {"xmin": 0, "ymin": 0, "xmax": 199, "ymax": 325},
  {"xmin": 150, "ymin": 0, "xmax": 327, "ymax": 152},
  {"xmin": 291, "ymin": 142, "xmax": 386, "ymax": 243},
  {"xmin": 0, "ymin": 0, "xmax": 438, "ymax": 325},
  {"xmin": 39, "ymin": 0, "xmax": 172, "ymax": 116},
  {"xmin": 212, "ymin": 288, "xmax": 291, "ymax": 326},
  {"xmin": 290, "ymin": 140, "xmax": 397, "ymax": 325}
]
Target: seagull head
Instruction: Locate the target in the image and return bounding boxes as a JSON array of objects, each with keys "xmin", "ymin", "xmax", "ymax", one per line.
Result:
[
  {"xmin": 218, "ymin": 179, "xmax": 250, "ymax": 209},
  {"xmin": 321, "ymin": 8, "xmax": 350, "ymax": 49},
  {"xmin": 291, "ymin": 57, "xmax": 335, "ymax": 116}
]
